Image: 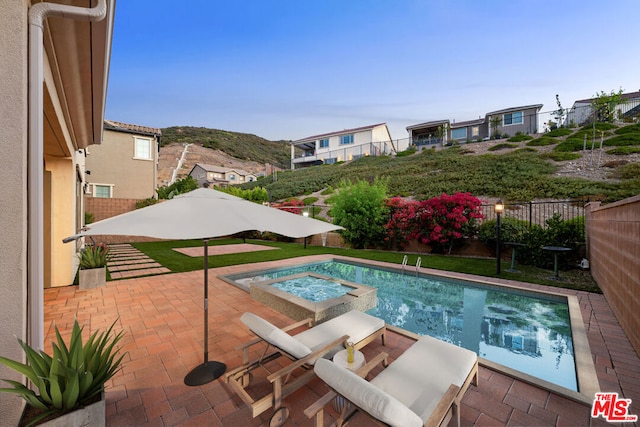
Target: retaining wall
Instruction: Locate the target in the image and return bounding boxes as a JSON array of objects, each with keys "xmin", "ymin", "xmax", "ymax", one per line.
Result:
[{"xmin": 586, "ymin": 195, "xmax": 640, "ymax": 356}]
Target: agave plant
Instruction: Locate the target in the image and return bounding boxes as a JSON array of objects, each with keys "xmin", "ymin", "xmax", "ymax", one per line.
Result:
[
  {"xmin": 0, "ymin": 319, "xmax": 126, "ymax": 426},
  {"xmin": 78, "ymin": 242, "xmax": 110, "ymax": 269}
]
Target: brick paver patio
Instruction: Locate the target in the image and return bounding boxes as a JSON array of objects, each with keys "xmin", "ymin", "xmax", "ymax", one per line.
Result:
[{"xmin": 44, "ymin": 255, "xmax": 639, "ymax": 426}]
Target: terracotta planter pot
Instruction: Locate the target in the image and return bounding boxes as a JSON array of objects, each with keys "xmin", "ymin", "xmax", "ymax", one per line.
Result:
[{"xmin": 78, "ymin": 267, "xmax": 106, "ymax": 290}]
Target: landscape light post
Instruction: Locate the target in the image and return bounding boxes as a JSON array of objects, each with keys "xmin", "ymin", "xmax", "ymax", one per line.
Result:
[
  {"xmin": 303, "ymin": 210, "xmax": 309, "ymax": 248},
  {"xmin": 495, "ymin": 200, "xmax": 504, "ymax": 275}
]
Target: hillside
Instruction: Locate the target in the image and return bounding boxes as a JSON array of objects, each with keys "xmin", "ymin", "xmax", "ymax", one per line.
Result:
[
  {"xmin": 238, "ymin": 122, "xmax": 640, "ymax": 203},
  {"xmin": 157, "ymin": 123, "xmax": 640, "ymax": 203},
  {"xmin": 161, "ymin": 126, "xmax": 291, "ymax": 167}
]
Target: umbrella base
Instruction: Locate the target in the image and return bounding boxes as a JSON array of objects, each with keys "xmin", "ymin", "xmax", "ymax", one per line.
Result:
[{"xmin": 184, "ymin": 361, "xmax": 226, "ymax": 386}]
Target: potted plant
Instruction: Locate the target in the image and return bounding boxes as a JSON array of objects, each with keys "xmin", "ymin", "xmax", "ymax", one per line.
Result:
[
  {"xmin": 0, "ymin": 319, "xmax": 125, "ymax": 426},
  {"xmin": 78, "ymin": 242, "xmax": 110, "ymax": 289}
]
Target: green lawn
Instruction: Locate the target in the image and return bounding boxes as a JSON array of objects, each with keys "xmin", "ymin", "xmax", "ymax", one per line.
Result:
[{"xmin": 131, "ymin": 238, "xmax": 601, "ymax": 293}]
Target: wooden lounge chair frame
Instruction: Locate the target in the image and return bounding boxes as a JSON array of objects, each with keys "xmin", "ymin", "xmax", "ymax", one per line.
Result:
[
  {"xmin": 225, "ymin": 315, "xmax": 386, "ymax": 426},
  {"xmin": 305, "ymin": 348, "xmax": 478, "ymax": 427}
]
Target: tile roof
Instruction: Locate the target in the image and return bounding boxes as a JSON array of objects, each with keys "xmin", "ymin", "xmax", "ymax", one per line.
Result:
[
  {"xmin": 573, "ymin": 90, "xmax": 640, "ymax": 104},
  {"xmin": 485, "ymin": 104, "xmax": 543, "ymax": 116},
  {"xmin": 104, "ymin": 119, "xmax": 161, "ymax": 136},
  {"xmin": 193, "ymin": 163, "xmax": 253, "ymax": 176},
  {"xmin": 406, "ymin": 119, "xmax": 450, "ymax": 131},
  {"xmin": 450, "ymin": 118, "xmax": 485, "ymax": 128}
]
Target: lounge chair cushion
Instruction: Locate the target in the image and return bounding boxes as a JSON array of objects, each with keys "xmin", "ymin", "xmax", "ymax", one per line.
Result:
[
  {"xmin": 370, "ymin": 335, "xmax": 477, "ymax": 422},
  {"xmin": 315, "ymin": 358, "xmax": 422, "ymax": 427},
  {"xmin": 295, "ymin": 310, "xmax": 384, "ymax": 358},
  {"xmin": 240, "ymin": 313, "xmax": 312, "ymax": 360}
]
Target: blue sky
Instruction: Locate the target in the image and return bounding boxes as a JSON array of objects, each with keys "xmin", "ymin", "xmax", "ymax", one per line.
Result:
[{"xmin": 105, "ymin": 1, "xmax": 640, "ymax": 141}]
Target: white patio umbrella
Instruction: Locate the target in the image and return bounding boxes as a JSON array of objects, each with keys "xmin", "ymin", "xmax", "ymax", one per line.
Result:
[{"xmin": 63, "ymin": 188, "xmax": 343, "ymax": 385}]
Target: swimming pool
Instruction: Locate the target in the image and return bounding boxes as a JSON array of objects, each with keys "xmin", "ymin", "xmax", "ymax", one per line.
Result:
[{"xmin": 225, "ymin": 259, "xmax": 581, "ymax": 392}]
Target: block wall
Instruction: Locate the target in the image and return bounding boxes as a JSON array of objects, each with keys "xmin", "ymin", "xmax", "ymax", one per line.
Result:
[{"xmin": 586, "ymin": 195, "xmax": 640, "ymax": 356}]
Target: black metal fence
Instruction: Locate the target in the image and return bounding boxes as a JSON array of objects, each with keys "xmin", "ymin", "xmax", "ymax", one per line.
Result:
[{"xmin": 480, "ymin": 199, "xmax": 588, "ymax": 229}]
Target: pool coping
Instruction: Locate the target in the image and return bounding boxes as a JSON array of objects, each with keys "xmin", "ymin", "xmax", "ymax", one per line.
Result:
[{"xmin": 219, "ymin": 254, "xmax": 600, "ymax": 405}]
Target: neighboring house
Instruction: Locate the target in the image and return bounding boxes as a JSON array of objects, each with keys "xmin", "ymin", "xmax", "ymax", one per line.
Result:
[
  {"xmin": 450, "ymin": 118, "xmax": 487, "ymax": 142},
  {"xmin": 188, "ymin": 163, "xmax": 257, "ymax": 187},
  {"xmin": 406, "ymin": 119, "xmax": 450, "ymax": 148},
  {"xmin": 0, "ymin": 1, "xmax": 116, "ymax": 424},
  {"xmin": 85, "ymin": 120, "xmax": 161, "ymax": 199},
  {"xmin": 407, "ymin": 104, "xmax": 543, "ymax": 147},
  {"xmin": 290, "ymin": 123, "xmax": 394, "ymax": 169},
  {"xmin": 484, "ymin": 104, "xmax": 543, "ymax": 138},
  {"xmin": 566, "ymin": 90, "xmax": 640, "ymax": 126}
]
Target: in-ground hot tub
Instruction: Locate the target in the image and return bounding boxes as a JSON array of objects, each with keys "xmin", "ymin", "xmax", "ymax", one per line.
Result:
[{"xmin": 249, "ymin": 272, "xmax": 377, "ymax": 322}]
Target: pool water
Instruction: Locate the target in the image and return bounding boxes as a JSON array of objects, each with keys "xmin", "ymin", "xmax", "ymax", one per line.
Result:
[
  {"xmin": 229, "ymin": 260, "xmax": 578, "ymax": 391},
  {"xmin": 271, "ymin": 276, "xmax": 351, "ymax": 302}
]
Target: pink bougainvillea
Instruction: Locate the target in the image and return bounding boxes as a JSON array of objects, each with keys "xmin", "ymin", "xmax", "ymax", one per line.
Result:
[
  {"xmin": 384, "ymin": 192, "xmax": 484, "ymax": 253},
  {"xmin": 273, "ymin": 198, "xmax": 305, "ymax": 215}
]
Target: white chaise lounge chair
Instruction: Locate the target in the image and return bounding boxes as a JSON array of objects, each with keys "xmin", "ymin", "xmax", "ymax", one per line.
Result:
[
  {"xmin": 305, "ymin": 335, "xmax": 478, "ymax": 427},
  {"xmin": 225, "ymin": 310, "xmax": 386, "ymax": 426}
]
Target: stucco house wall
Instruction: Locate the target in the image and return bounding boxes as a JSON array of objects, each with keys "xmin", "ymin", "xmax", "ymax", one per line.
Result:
[
  {"xmin": 85, "ymin": 121, "xmax": 160, "ymax": 199},
  {"xmin": 291, "ymin": 123, "xmax": 393, "ymax": 168},
  {"xmin": 0, "ymin": 2, "xmax": 29, "ymax": 424},
  {"xmin": 486, "ymin": 105, "xmax": 542, "ymax": 137},
  {"xmin": 0, "ymin": 1, "xmax": 115, "ymax": 424}
]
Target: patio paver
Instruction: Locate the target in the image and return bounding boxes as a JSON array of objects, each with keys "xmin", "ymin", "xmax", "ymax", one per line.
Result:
[{"xmin": 43, "ymin": 255, "xmax": 640, "ymax": 426}]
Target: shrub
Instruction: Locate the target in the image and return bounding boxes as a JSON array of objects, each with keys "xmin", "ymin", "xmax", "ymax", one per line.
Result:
[
  {"xmin": 527, "ymin": 136, "xmax": 558, "ymax": 146},
  {"xmin": 606, "ymin": 147, "xmax": 640, "ymax": 155},
  {"xmin": 396, "ymin": 147, "xmax": 417, "ymax": 157},
  {"xmin": 541, "ymin": 152, "xmax": 582, "ymax": 161},
  {"xmin": 330, "ymin": 178, "xmax": 389, "ymax": 249},
  {"xmin": 507, "ymin": 133, "xmax": 533, "ymax": 142},
  {"xmin": 614, "ymin": 163, "xmax": 640, "ymax": 179},
  {"xmin": 554, "ymin": 138, "xmax": 586, "ymax": 152},
  {"xmin": 391, "ymin": 192, "xmax": 484, "ymax": 254},
  {"xmin": 84, "ymin": 212, "xmax": 95, "ymax": 225},
  {"xmin": 0, "ymin": 319, "xmax": 125, "ymax": 425},
  {"xmin": 545, "ymin": 127, "xmax": 573, "ymax": 137},
  {"xmin": 78, "ymin": 243, "xmax": 110, "ymax": 269},
  {"xmin": 489, "ymin": 143, "xmax": 518, "ymax": 151},
  {"xmin": 303, "ymin": 196, "xmax": 319, "ymax": 205},
  {"xmin": 478, "ymin": 217, "xmax": 530, "ymax": 248},
  {"xmin": 156, "ymin": 176, "xmax": 198, "ymax": 199},
  {"xmin": 136, "ymin": 197, "xmax": 157, "ymax": 209},
  {"xmin": 603, "ymin": 133, "xmax": 640, "ymax": 147},
  {"xmin": 614, "ymin": 123, "xmax": 640, "ymax": 135}
]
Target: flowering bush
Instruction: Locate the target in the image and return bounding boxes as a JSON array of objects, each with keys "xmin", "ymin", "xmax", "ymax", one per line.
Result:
[
  {"xmin": 384, "ymin": 192, "xmax": 484, "ymax": 253},
  {"xmin": 274, "ymin": 198, "xmax": 305, "ymax": 215},
  {"xmin": 78, "ymin": 243, "xmax": 110, "ymax": 269}
]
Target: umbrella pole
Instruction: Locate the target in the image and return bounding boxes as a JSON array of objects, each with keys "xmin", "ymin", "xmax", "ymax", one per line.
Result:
[{"xmin": 184, "ymin": 238, "xmax": 226, "ymax": 386}]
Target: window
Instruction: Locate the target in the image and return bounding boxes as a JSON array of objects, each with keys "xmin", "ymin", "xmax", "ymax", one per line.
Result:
[
  {"xmin": 134, "ymin": 137, "xmax": 152, "ymax": 160},
  {"xmin": 503, "ymin": 111, "xmax": 523, "ymax": 126},
  {"xmin": 339, "ymin": 134, "xmax": 354, "ymax": 145},
  {"xmin": 471, "ymin": 126, "xmax": 479, "ymax": 137},
  {"xmin": 319, "ymin": 138, "xmax": 329, "ymax": 148},
  {"xmin": 451, "ymin": 128, "xmax": 467, "ymax": 140},
  {"xmin": 324, "ymin": 157, "xmax": 337, "ymax": 165},
  {"xmin": 93, "ymin": 184, "xmax": 112, "ymax": 198},
  {"xmin": 228, "ymin": 174, "xmax": 236, "ymax": 181}
]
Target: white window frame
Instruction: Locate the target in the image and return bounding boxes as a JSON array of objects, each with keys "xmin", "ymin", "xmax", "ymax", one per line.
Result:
[
  {"xmin": 451, "ymin": 127, "xmax": 467, "ymax": 140},
  {"xmin": 503, "ymin": 111, "xmax": 523, "ymax": 126},
  {"xmin": 134, "ymin": 137, "xmax": 153, "ymax": 160},
  {"xmin": 92, "ymin": 183, "xmax": 114, "ymax": 198},
  {"xmin": 339, "ymin": 134, "xmax": 354, "ymax": 145}
]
